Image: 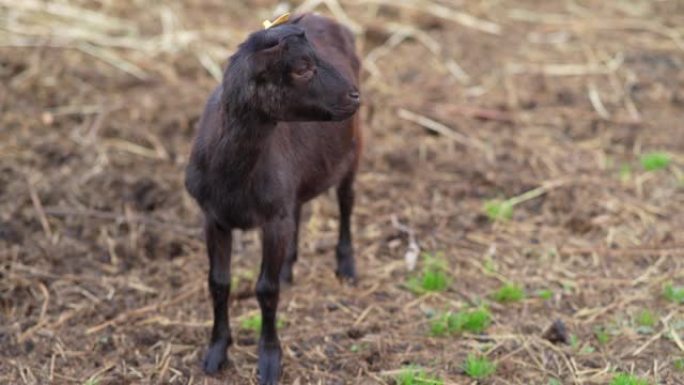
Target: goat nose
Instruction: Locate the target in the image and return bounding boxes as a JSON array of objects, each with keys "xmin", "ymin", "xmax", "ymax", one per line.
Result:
[{"xmin": 348, "ymin": 91, "xmax": 360, "ymax": 101}]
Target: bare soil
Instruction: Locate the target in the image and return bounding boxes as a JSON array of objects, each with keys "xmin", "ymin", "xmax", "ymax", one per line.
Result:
[{"xmin": 1, "ymin": 0, "xmax": 683, "ymax": 384}]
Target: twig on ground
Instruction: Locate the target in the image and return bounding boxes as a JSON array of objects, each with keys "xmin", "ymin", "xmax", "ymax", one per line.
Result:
[
  {"xmin": 26, "ymin": 176, "xmax": 53, "ymax": 241},
  {"xmin": 398, "ymin": 108, "xmax": 489, "ymax": 153}
]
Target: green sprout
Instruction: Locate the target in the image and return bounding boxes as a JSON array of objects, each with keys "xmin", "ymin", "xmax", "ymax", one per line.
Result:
[
  {"xmin": 537, "ymin": 289, "xmax": 554, "ymax": 300},
  {"xmin": 406, "ymin": 254, "xmax": 449, "ymax": 294},
  {"xmin": 463, "ymin": 354, "xmax": 496, "ymax": 379},
  {"xmin": 562, "ymin": 281, "xmax": 576, "ymax": 294},
  {"xmin": 484, "ymin": 199, "xmax": 514, "ymax": 222},
  {"xmin": 350, "ymin": 343, "xmax": 367, "ymax": 353},
  {"xmin": 429, "ymin": 308, "xmax": 491, "ymax": 336},
  {"xmin": 640, "ymin": 152, "xmax": 671, "ymax": 171},
  {"xmin": 395, "ymin": 366, "xmax": 443, "ymax": 385},
  {"xmin": 609, "ymin": 372, "xmax": 649, "ymax": 385},
  {"xmin": 429, "ymin": 313, "xmax": 454, "ymax": 337},
  {"xmin": 230, "ymin": 275, "xmax": 240, "ymax": 289},
  {"xmin": 456, "ymin": 308, "xmax": 492, "ymax": 334},
  {"xmin": 491, "ymin": 283, "xmax": 526, "ymax": 303},
  {"xmin": 483, "ymin": 257, "xmax": 497, "ymax": 273},
  {"xmin": 619, "ymin": 164, "xmax": 632, "ymax": 183},
  {"xmin": 634, "ymin": 309, "xmax": 657, "ymax": 334},
  {"xmin": 594, "ymin": 326, "xmax": 610, "ymax": 345},
  {"xmin": 674, "ymin": 358, "xmax": 684, "ymax": 371},
  {"xmin": 636, "ymin": 309, "xmax": 657, "ymax": 327},
  {"xmin": 482, "ymin": 185, "xmax": 549, "ymax": 222},
  {"xmin": 568, "ymin": 332, "xmax": 600, "ymax": 354},
  {"xmin": 663, "ymin": 283, "xmax": 684, "ymax": 304},
  {"xmin": 240, "ymin": 314, "xmax": 284, "ymax": 333},
  {"xmin": 569, "ymin": 334, "xmax": 580, "ymax": 349}
]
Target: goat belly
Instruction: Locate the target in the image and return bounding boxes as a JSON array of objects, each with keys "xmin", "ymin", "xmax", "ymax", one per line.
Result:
[
  {"xmin": 298, "ymin": 150, "xmax": 355, "ymax": 202},
  {"xmin": 201, "ymin": 190, "xmax": 275, "ymax": 230}
]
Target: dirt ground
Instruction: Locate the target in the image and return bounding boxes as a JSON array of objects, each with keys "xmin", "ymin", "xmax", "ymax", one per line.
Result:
[{"xmin": 1, "ymin": 0, "xmax": 684, "ymax": 384}]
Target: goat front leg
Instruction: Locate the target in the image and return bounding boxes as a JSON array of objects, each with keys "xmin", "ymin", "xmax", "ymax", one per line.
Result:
[
  {"xmin": 257, "ymin": 215, "xmax": 294, "ymax": 384},
  {"xmin": 335, "ymin": 173, "xmax": 356, "ymax": 282},
  {"xmin": 279, "ymin": 204, "xmax": 301, "ymax": 284},
  {"xmin": 203, "ymin": 220, "xmax": 233, "ymax": 374}
]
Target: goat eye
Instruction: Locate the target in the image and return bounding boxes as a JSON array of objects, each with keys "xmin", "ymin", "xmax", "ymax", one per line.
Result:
[{"xmin": 292, "ymin": 65, "xmax": 314, "ymax": 80}]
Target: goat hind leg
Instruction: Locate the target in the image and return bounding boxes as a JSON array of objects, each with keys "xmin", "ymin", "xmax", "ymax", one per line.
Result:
[{"xmin": 335, "ymin": 173, "xmax": 356, "ymax": 281}]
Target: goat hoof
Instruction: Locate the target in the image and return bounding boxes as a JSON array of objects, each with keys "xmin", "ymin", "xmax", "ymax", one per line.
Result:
[
  {"xmin": 258, "ymin": 343, "xmax": 282, "ymax": 385},
  {"xmin": 335, "ymin": 260, "xmax": 357, "ymax": 284},
  {"xmin": 336, "ymin": 244, "xmax": 356, "ymax": 283},
  {"xmin": 336, "ymin": 271, "xmax": 357, "ymax": 285},
  {"xmin": 203, "ymin": 341, "xmax": 229, "ymax": 374}
]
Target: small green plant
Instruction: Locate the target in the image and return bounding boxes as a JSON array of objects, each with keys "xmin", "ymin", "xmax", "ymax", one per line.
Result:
[
  {"xmin": 406, "ymin": 254, "xmax": 449, "ymax": 294},
  {"xmin": 594, "ymin": 326, "xmax": 610, "ymax": 345},
  {"xmin": 548, "ymin": 379, "xmax": 562, "ymax": 385},
  {"xmin": 482, "ymin": 186, "xmax": 548, "ymax": 222},
  {"xmin": 484, "ymin": 257, "xmax": 497, "ymax": 273},
  {"xmin": 674, "ymin": 358, "xmax": 684, "ymax": 371},
  {"xmin": 537, "ymin": 289, "xmax": 554, "ymax": 300},
  {"xmin": 240, "ymin": 314, "xmax": 262, "ymax": 332},
  {"xmin": 640, "ymin": 152, "xmax": 671, "ymax": 171},
  {"xmin": 609, "ymin": 372, "xmax": 649, "ymax": 385},
  {"xmin": 463, "ymin": 354, "xmax": 496, "ymax": 379},
  {"xmin": 429, "ymin": 307, "xmax": 491, "ymax": 336},
  {"xmin": 635, "ymin": 309, "xmax": 657, "ymax": 330},
  {"xmin": 484, "ymin": 199, "xmax": 513, "ymax": 222},
  {"xmin": 568, "ymin": 333, "xmax": 599, "ymax": 354},
  {"xmin": 491, "ymin": 283, "xmax": 526, "ymax": 303},
  {"xmin": 562, "ymin": 281, "xmax": 575, "ymax": 294},
  {"xmin": 429, "ymin": 312, "xmax": 455, "ymax": 337},
  {"xmin": 458, "ymin": 308, "xmax": 492, "ymax": 334},
  {"xmin": 636, "ymin": 309, "xmax": 656, "ymax": 327},
  {"xmin": 83, "ymin": 378, "xmax": 99, "ymax": 385},
  {"xmin": 350, "ymin": 343, "xmax": 368, "ymax": 353},
  {"xmin": 395, "ymin": 366, "xmax": 443, "ymax": 385},
  {"xmin": 240, "ymin": 314, "xmax": 284, "ymax": 333},
  {"xmin": 569, "ymin": 334, "xmax": 580, "ymax": 349},
  {"xmin": 663, "ymin": 283, "xmax": 684, "ymax": 304}
]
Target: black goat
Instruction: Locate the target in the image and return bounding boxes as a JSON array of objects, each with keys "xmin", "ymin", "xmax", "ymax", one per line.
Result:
[{"xmin": 185, "ymin": 13, "xmax": 361, "ymax": 385}]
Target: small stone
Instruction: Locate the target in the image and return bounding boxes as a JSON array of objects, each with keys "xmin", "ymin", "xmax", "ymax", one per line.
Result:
[
  {"xmin": 346, "ymin": 328, "xmax": 364, "ymax": 339},
  {"xmin": 543, "ymin": 319, "xmax": 569, "ymax": 344}
]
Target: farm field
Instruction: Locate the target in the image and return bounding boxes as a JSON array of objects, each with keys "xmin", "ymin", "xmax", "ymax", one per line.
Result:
[{"xmin": 1, "ymin": 0, "xmax": 683, "ymax": 384}]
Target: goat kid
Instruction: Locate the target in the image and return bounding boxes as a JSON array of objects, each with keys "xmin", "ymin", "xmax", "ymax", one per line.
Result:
[{"xmin": 185, "ymin": 13, "xmax": 361, "ymax": 385}]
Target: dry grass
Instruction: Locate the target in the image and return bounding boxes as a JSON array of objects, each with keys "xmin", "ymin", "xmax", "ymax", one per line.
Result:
[{"xmin": 1, "ymin": 0, "xmax": 683, "ymax": 384}]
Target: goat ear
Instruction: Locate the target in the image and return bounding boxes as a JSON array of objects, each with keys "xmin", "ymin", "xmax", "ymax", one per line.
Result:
[{"xmin": 251, "ymin": 39, "xmax": 286, "ymax": 77}]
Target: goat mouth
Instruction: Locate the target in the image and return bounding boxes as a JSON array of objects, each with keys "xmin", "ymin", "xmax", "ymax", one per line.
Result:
[{"xmin": 328, "ymin": 104, "xmax": 359, "ymax": 120}]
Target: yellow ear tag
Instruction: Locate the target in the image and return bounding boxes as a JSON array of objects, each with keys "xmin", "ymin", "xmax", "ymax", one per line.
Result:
[{"xmin": 263, "ymin": 12, "xmax": 290, "ymax": 30}]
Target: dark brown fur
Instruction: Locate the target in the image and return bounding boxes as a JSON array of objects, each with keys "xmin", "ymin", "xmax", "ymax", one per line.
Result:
[{"xmin": 184, "ymin": 14, "xmax": 361, "ymax": 385}]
